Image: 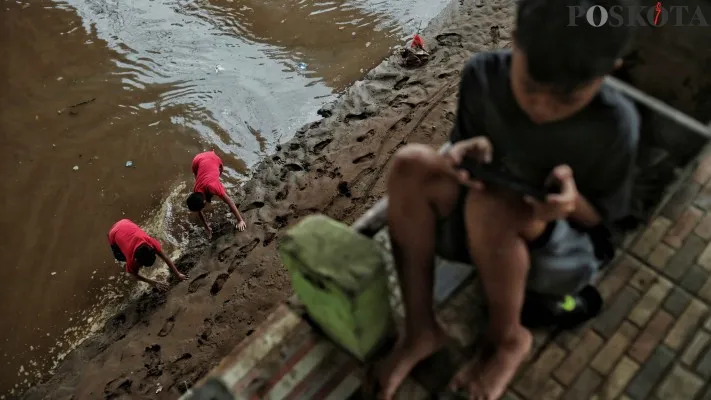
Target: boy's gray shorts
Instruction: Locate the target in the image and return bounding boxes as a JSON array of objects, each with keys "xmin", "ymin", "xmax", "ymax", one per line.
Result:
[{"xmin": 435, "ymin": 193, "xmax": 601, "ymax": 297}]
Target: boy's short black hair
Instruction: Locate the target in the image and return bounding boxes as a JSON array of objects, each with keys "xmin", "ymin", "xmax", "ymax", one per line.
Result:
[
  {"xmin": 515, "ymin": 0, "xmax": 636, "ymax": 92},
  {"xmin": 186, "ymin": 192, "xmax": 206, "ymax": 212},
  {"xmin": 134, "ymin": 244, "xmax": 157, "ymax": 267}
]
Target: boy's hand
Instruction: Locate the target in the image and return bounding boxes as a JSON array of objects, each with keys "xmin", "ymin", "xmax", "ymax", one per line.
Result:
[
  {"xmin": 176, "ymin": 273, "xmax": 188, "ymax": 281},
  {"xmin": 524, "ymin": 165, "xmax": 578, "ymax": 222},
  {"xmin": 204, "ymin": 225, "xmax": 212, "ymax": 239},
  {"xmin": 444, "ymin": 137, "xmax": 493, "ymax": 188},
  {"xmin": 236, "ymin": 220, "xmax": 247, "ymax": 232}
]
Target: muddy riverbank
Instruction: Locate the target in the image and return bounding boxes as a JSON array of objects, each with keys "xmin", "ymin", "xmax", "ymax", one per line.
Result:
[
  {"xmin": 19, "ymin": 0, "xmax": 711, "ymax": 398},
  {"xmin": 22, "ymin": 0, "xmax": 514, "ymax": 397},
  {"xmin": 0, "ymin": 0, "xmax": 450, "ymax": 395}
]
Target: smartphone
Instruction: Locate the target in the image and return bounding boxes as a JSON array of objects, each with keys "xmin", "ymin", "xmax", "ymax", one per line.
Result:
[{"xmin": 463, "ymin": 163, "xmax": 553, "ymax": 201}]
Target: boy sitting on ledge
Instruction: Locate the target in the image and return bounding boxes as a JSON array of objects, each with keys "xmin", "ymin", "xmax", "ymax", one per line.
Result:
[{"xmin": 376, "ymin": 0, "xmax": 638, "ymax": 398}]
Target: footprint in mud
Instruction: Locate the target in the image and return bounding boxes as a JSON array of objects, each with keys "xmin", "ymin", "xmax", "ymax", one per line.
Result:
[
  {"xmin": 276, "ymin": 187, "xmax": 289, "ymax": 201},
  {"xmin": 283, "ymin": 163, "xmax": 303, "ymax": 172},
  {"xmin": 242, "ymin": 201, "xmax": 265, "ymax": 212},
  {"xmin": 210, "ymin": 273, "xmax": 230, "ymax": 296},
  {"xmin": 353, "ymin": 153, "xmax": 376, "ymax": 164},
  {"xmin": 356, "ymin": 129, "xmax": 376, "ymax": 143},
  {"xmin": 218, "ymin": 247, "xmax": 236, "ymax": 262},
  {"xmin": 489, "ymin": 25, "xmax": 501, "ymax": 47},
  {"xmin": 436, "ymin": 33, "xmax": 463, "ymax": 48},
  {"xmin": 158, "ymin": 316, "xmax": 176, "ymax": 337},
  {"xmin": 143, "ymin": 344, "xmax": 163, "ymax": 377},
  {"xmin": 198, "ymin": 318, "xmax": 214, "ymax": 346},
  {"xmin": 344, "ymin": 111, "xmax": 374, "ymax": 124},
  {"xmin": 188, "ymin": 272, "xmax": 209, "ymax": 294},
  {"xmin": 104, "ymin": 377, "xmax": 132, "ymax": 399},
  {"xmin": 337, "ymin": 181, "xmax": 352, "ymax": 197},
  {"xmin": 240, "ymin": 238, "xmax": 261, "ymax": 253},
  {"xmin": 313, "ymin": 139, "xmax": 332, "ymax": 154},
  {"xmin": 394, "ymin": 76, "xmax": 409, "ymax": 90},
  {"xmin": 263, "ymin": 231, "xmax": 277, "ymax": 247},
  {"xmin": 273, "ymin": 215, "xmax": 289, "ymax": 229}
]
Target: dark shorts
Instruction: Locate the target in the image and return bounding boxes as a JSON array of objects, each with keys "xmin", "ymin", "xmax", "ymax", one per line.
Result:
[
  {"xmin": 111, "ymin": 244, "xmax": 126, "ymax": 262},
  {"xmin": 435, "ymin": 189, "xmax": 601, "ymax": 296}
]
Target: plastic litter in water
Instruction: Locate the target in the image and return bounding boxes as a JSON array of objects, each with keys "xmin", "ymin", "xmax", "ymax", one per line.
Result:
[
  {"xmin": 297, "ymin": 62, "xmax": 307, "ymax": 71},
  {"xmin": 50, "ymin": 272, "xmax": 56, "ymax": 276},
  {"xmin": 125, "ymin": 161, "xmax": 133, "ymax": 167},
  {"xmin": 215, "ymin": 64, "xmax": 224, "ymax": 73},
  {"xmin": 72, "ymin": 165, "xmax": 79, "ymax": 171}
]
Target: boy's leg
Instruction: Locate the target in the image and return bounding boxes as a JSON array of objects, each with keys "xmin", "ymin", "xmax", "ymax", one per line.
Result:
[
  {"xmin": 451, "ymin": 188, "xmax": 547, "ymax": 399},
  {"xmin": 376, "ymin": 144, "xmax": 462, "ymax": 400}
]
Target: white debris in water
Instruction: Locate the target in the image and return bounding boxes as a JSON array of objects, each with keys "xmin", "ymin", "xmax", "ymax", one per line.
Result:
[
  {"xmin": 149, "ymin": 121, "xmax": 160, "ymax": 127},
  {"xmin": 56, "ymin": 77, "xmax": 63, "ymax": 81},
  {"xmin": 72, "ymin": 165, "xmax": 79, "ymax": 171},
  {"xmin": 50, "ymin": 272, "xmax": 56, "ymax": 276},
  {"xmin": 280, "ymin": 19, "xmax": 285, "ymax": 23},
  {"xmin": 352, "ymin": 32, "xmax": 356, "ymax": 36},
  {"xmin": 125, "ymin": 161, "xmax": 133, "ymax": 167},
  {"xmin": 215, "ymin": 64, "xmax": 224, "ymax": 73},
  {"xmin": 156, "ymin": 383, "xmax": 163, "ymax": 393},
  {"xmin": 365, "ymin": 42, "xmax": 371, "ymax": 47}
]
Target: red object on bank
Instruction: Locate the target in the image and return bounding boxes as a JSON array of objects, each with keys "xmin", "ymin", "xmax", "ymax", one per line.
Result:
[{"xmin": 411, "ymin": 34, "xmax": 425, "ymax": 49}]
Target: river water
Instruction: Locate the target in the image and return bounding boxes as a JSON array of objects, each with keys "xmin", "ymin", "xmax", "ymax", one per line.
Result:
[{"xmin": 0, "ymin": 0, "xmax": 449, "ymax": 395}]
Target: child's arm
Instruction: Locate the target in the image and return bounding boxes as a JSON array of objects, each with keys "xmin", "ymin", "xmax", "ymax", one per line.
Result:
[
  {"xmin": 198, "ymin": 210, "xmax": 211, "ymax": 236},
  {"xmin": 570, "ymin": 194, "xmax": 602, "ymax": 227},
  {"xmin": 220, "ymin": 195, "xmax": 247, "ymax": 231},
  {"xmin": 157, "ymin": 249, "xmax": 187, "ymax": 280},
  {"xmin": 130, "ymin": 272, "xmax": 168, "ymax": 291}
]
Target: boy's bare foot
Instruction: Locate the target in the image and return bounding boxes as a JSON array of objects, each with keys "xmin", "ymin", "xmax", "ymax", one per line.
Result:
[
  {"xmin": 375, "ymin": 328, "xmax": 447, "ymax": 400},
  {"xmin": 449, "ymin": 343, "xmax": 493, "ymax": 394},
  {"xmin": 450, "ymin": 328, "xmax": 532, "ymax": 400}
]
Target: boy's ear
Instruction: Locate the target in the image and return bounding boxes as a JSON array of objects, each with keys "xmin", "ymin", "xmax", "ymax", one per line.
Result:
[{"xmin": 613, "ymin": 58, "xmax": 623, "ymax": 69}]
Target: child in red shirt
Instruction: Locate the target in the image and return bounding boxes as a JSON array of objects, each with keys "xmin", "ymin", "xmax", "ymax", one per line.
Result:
[
  {"xmin": 108, "ymin": 219, "xmax": 188, "ymax": 291},
  {"xmin": 186, "ymin": 151, "xmax": 247, "ymax": 238}
]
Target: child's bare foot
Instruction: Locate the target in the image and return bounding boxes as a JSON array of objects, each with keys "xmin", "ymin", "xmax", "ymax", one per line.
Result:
[
  {"xmin": 449, "ymin": 343, "xmax": 493, "ymax": 394},
  {"xmin": 375, "ymin": 328, "xmax": 447, "ymax": 400},
  {"xmin": 450, "ymin": 328, "xmax": 531, "ymax": 400}
]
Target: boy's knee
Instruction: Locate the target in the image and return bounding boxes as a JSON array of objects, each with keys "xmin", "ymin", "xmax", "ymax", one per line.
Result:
[{"xmin": 390, "ymin": 144, "xmax": 441, "ymax": 179}]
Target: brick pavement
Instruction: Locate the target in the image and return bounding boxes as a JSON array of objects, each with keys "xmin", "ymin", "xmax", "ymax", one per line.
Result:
[{"xmin": 421, "ymin": 154, "xmax": 711, "ymax": 400}]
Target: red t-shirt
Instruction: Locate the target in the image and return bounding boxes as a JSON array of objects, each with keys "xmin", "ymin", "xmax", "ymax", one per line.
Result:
[
  {"xmin": 192, "ymin": 151, "xmax": 227, "ymax": 199},
  {"xmin": 108, "ymin": 219, "xmax": 162, "ymax": 274}
]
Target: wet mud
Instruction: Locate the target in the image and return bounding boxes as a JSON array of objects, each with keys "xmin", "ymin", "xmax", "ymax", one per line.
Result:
[{"xmin": 0, "ymin": 0, "xmax": 449, "ymax": 394}]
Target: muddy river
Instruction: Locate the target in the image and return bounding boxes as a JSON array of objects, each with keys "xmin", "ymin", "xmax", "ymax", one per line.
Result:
[{"xmin": 0, "ymin": 0, "xmax": 449, "ymax": 394}]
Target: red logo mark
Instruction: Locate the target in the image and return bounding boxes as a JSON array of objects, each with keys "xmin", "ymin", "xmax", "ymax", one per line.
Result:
[{"xmin": 654, "ymin": 2, "xmax": 662, "ymax": 25}]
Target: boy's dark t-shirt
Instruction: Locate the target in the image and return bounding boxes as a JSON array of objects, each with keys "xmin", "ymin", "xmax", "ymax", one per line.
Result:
[{"xmin": 450, "ymin": 50, "xmax": 639, "ymax": 223}]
